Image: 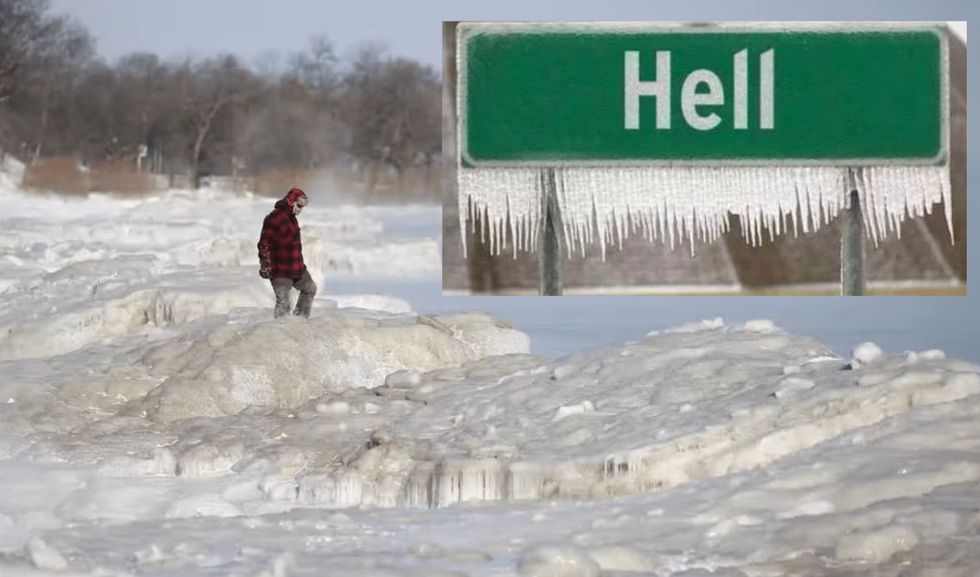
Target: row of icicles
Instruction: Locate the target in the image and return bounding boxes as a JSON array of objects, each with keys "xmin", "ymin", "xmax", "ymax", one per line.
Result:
[{"xmin": 457, "ymin": 166, "xmax": 952, "ymax": 259}]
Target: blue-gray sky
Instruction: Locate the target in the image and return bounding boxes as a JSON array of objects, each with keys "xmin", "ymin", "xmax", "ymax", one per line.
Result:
[{"xmin": 50, "ymin": 0, "xmax": 969, "ymax": 69}]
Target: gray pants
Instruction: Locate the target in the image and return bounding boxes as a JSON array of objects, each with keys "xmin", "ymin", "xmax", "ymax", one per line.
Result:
[{"xmin": 271, "ymin": 270, "xmax": 317, "ymax": 318}]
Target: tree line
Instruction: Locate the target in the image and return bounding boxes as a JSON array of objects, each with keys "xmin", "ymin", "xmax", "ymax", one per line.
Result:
[{"xmin": 0, "ymin": 0, "xmax": 441, "ymax": 195}]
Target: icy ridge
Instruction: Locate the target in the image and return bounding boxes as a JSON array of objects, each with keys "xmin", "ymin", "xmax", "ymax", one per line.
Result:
[
  {"xmin": 22, "ymin": 319, "xmax": 976, "ymax": 516},
  {"xmin": 293, "ymin": 321, "xmax": 980, "ymax": 510},
  {"xmin": 3, "ymin": 318, "xmax": 980, "ymax": 576}
]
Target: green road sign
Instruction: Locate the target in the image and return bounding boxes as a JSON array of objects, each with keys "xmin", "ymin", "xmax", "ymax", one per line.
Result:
[{"xmin": 458, "ymin": 23, "xmax": 948, "ymax": 167}]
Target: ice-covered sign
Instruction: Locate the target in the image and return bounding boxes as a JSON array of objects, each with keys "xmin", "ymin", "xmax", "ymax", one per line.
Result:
[{"xmin": 455, "ymin": 23, "xmax": 952, "ymax": 257}]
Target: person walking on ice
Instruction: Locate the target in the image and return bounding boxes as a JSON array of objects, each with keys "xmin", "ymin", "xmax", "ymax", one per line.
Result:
[{"xmin": 258, "ymin": 187, "xmax": 316, "ymax": 318}]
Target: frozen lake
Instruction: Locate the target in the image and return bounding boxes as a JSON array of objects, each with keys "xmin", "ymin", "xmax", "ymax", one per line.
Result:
[{"xmin": 333, "ymin": 278, "xmax": 980, "ymax": 363}]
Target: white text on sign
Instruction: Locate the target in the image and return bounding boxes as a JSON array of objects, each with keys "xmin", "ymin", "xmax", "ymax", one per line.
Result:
[{"xmin": 624, "ymin": 49, "xmax": 775, "ymax": 131}]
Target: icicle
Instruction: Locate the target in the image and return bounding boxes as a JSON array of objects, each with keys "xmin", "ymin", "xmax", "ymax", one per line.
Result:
[{"xmin": 458, "ymin": 164, "xmax": 951, "ymax": 256}]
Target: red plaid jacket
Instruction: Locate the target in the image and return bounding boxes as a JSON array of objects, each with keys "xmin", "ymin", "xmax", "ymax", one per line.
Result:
[{"xmin": 258, "ymin": 190, "xmax": 306, "ymax": 280}]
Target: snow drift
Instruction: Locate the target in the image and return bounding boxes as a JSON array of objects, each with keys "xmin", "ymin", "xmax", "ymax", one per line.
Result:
[
  {"xmin": 2, "ymin": 318, "xmax": 978, "ymax": 577},
  {"xmin": 134, "ymin": 310, "xmax": 529, "ymax": 423}
]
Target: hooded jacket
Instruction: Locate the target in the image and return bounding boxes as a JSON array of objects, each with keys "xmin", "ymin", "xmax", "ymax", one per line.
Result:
[{"xmin": 258, "ymin": 188, "xmax": 307, "ymax": 280}]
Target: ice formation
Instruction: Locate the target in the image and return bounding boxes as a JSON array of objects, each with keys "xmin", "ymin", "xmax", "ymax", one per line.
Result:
[
  {"xmin": 458, "ymin": 165, "xmax": 952, "ymax": 258},
  {"xmin": 3, "ymin": 318, "xmax": 980, "ymax": 576}
]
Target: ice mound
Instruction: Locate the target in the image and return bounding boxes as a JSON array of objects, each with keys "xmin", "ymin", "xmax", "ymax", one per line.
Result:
[
  {"xmin": 264, "ymin": 321, "xmax": 980, "ymax": 511},
  {"xmin": 2, "ymin": 318, "xmax": 980, "ymax": 576},
  {"xmin": 135, "ymin": 310, "xmax": 530, "ymax": 423},
  {"xmin": 39, "ymin": 319, "xmax": 976, "ymax": 518},
  {"xmin": 0, "ymin": 259, "xmax": 268, "ymax": 361}
]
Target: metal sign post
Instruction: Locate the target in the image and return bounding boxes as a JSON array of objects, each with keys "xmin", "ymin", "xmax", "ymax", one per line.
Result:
[
  {"xmin": 539, "ymin": 168, "xmax": 563, "ymax": 295},
  {"xmin": 841, "ymin": 188, "xmax": 866, "ymax": 296}
]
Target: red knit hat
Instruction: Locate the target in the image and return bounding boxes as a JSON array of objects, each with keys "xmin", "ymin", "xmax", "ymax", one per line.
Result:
[{"xmin": 285, "ymin": 187, "xmax": 307, "ymax": 207}]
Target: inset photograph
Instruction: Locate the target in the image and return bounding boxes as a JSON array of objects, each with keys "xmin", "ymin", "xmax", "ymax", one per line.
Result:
[{"xmin": 443, "ymin": 21, "xmax": 966, "ymax": 295}]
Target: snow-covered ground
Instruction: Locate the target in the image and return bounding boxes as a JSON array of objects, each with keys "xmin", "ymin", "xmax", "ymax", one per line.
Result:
[
  {"xmin": 0, "ymin": 166, "xmax": 440, "ymax": 361},
  {"xmin": 1, "ymin": 162, "xmax": 979, "ymax": 576}
]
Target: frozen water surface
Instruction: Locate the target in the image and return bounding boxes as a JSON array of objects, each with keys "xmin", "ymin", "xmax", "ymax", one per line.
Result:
[{"xmin": 1, "ymin": 165, "xmax": 979, "ymax": 575}]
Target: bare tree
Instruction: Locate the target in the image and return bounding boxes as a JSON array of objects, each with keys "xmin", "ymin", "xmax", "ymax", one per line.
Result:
[
  {"xmin": 0, "ymin": 0, "xmax": 58, "ymax": 158},
  {"xmin": 287, "ymin": 34, "xmax": 338, "ymax": 96},
  {"xmin": 252, "ymin": 50, "xmax": 282, "ymax": 81},
  {"xmin": 0, "ymin": 0, "xmax": 50, "ymax": 104},
  {"xmin": 24, "ymin": 14, "xmax": 93, "ymax": 159},
  {"xmin": 343, "ymin": 45, "xmax": 440, "ymax": 191},
  {"xmin": 0, "ymin": 7, "xmax": 443, "ymax": 202},
  {"xmin": 177, "ymin": 55, "xmax": 249, "ymax": 188},
  {"xmin": 67, "ymin": 60, "xmax": 116, "ymax": 163}
]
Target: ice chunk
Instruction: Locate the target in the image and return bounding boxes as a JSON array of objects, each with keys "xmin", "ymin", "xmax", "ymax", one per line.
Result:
[
  {"xmin": 25, "ymin": 537, "xmax": 68, "ymax": 570},
  {"xmin": 834, "ymin": 525, "xmax": 919, "ymax": 563},
  {"xmin": 386, "ymin": 369, "xmax": 422, "ymax": 389},
  {"xmin": 773, "ymin": 377, "xmax": 815, "ymax": 399},
  {"xmin": 437, "ymin": 312, "xmax": 532, "ymax": 358},
  {"xmin": 743, "ymin": 319, "xmax": 777, "ymax": 333},
  {"xmin": 851, "ymin": 342, "xmax": 884, "ymax": 368},
  {"xmin": 551, "ymin": 364, "xmax": 578, "ymax": 381},
  {"xmin": 662, "ymin": 317, "xmax": 724, "ymax": 334},
  {"xmin": 945, "ymin": 372, "xmax": 980, "ymax": 394},
  {"xmin": 585, "ymin": 546, "xmax": 655, "ymax": 572},
  {"xmin": 777, "ymin": 499, "xmax": 836, "ymax": 519},
  {"xmin": 315, "ymin": 401, "xmax": 351, "ymax": 415},
  {"xmin": 553, "ymin": 401, "xmax": 595, "ymax": 422},
  {"xmin": 176, "ymin": 443, "xmax": 245, "ymax": 477},
  {"xmin": 518, "ymin": 544, "xmax": 602, "ymax": 577}
]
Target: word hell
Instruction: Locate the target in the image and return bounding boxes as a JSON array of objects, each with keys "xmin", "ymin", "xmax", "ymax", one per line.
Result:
[{"xmin": 625, "ymin": 49, "xmax": 775, "ymax": 131}]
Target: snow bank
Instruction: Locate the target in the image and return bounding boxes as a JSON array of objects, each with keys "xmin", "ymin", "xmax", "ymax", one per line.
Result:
[
  {"xmin": 135, "ymin": 310, "xmax": 529, "ymax": 423},
  {"xmin": 0, "ymin": 259, "xmax": 270, "ymax": 361},
  {"xmin": 1, "ymin": 319, "xmax": 978, "ymax": 576}
]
